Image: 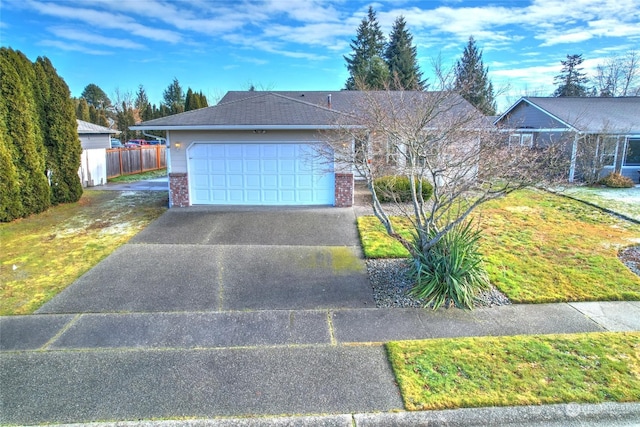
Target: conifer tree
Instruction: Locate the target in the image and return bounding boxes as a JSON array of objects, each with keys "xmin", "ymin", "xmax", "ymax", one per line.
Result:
[
  {"xmin": 34, "ymin": 56, "xmax": 82, "ymax": 204},
  {"xmin": 163, "ymin": 78, "xmax": 185, "ymax": 114},
  {"xmin": 344, "ymin": 6, "xmax": 388, "ymax": 90},
  {"xmin": 453, "ymin": 36, "xmax": 496, "ymax": 115},
  {"xmin": 81, "ymin": 83, "xmax": 111, "ymax": 109},
  {"xmin": 76, "ymin": 98, "xmax": 91, "ymax": 122},
  {"xmin": 384, "ymin": 16, "xmax": 425, "ymax": 90},
  {"xmin": 0, "ymin": 84, "xmax": 22, "ymax": 221},
  {"xmin": 553, "ymin": 54, "xmax": 589, "ymax": 97},
  {"xmin": 0, "ymin": 48, "xmax": 50, "ymax": 218}
]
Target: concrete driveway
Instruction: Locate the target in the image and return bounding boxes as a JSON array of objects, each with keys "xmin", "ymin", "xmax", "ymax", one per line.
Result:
[{"xmin": 37, "ymin": 207, "xmax": 374, "ymax": 314}]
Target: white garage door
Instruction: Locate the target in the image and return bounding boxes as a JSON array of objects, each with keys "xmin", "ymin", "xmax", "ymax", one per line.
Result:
[{"xmin": 188, "ymin": 143, "xmax": 335, "ymax": 205}]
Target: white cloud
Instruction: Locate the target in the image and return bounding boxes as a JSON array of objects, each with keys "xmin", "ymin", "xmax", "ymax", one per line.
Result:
[
  {"xmin": 48, "ymin": 27, "xmax": 146, "ymax": 49},
  {"xmin": 25, "ymin": 0, "xmax": 182, "ymax": 43},
  {"xmin": 38, "ymin": 39, "xmax": 112, "ymax": 55}
]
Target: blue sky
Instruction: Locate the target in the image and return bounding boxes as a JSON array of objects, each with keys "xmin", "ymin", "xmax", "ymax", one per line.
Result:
[{"xmin": 2, "ymin": 0, "xmax": 639, "ymax": 112}]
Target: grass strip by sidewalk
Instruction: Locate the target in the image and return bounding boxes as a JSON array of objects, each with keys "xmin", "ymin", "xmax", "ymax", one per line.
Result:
[
  {"xmin": 0, "ymin": 190, "xmax": 167, "ymax": 315},
  {"xmin": 357, "ymin": 189, "xmax": 640, "ymax": 303},
  {"xmin": 387, "ymin": 332, "xmax": 640, "ymax": 411}
]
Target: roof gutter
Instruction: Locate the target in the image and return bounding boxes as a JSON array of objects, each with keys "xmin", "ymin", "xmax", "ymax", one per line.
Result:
[{"xmin": 129, "ymin": 124, "xmax": 363, "ymax": 131}]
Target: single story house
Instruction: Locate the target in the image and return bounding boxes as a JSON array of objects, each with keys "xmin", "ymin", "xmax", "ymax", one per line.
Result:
[
  {"xmin": 494, "ymin": 97, "xmax": 640, "ymax": 182},
  {"xmin": 77, "ymin": 119, "xmax": 119, "ymax": 187},
  {"xmin": 131, "ymin": 90, "xmax": 483, "ymax": 208}
]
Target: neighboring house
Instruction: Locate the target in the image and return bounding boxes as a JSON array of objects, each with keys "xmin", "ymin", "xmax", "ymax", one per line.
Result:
[
  {"xmin": 131, "ymin": 91, "xmax": 482, "ymax": 208},
  {"xmin": 77, "ymin": 119, "xmax": 119, "ymax": 187},
  {"xmin": 494, "ymin": 97, "xmax": 640, "ymax": 182}
]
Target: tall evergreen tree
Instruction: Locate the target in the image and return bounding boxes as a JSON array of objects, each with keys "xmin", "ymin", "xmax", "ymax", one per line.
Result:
[
  {"xmin": 0, "ymin": 67, "xmax": 23, "ymax": 221},
  {"xmin": 553, "ymin": 54, "xmax": 590, "ymax": 97},
  {"xmin": 117, "ymin": 101, "xmax": 137, "ymax": 142},
  {"xmin": 384, "ymin": 16, "xmax": 425, "ymax": 90},
  {"xmin": 134, "ymin": 84, "xmax": 149, "ymax": 119},
  {"xmin": 76, "ymin": 98, "xmax": 91, "ymax": 122},
  {"xmin": 163, "ymin": 78, "xmax": 185, "ymax": 114},
  {"xmin": 81, "ymin": 83, "xmax": 111, "ymax": 109},
  {"xmin": 0, "ymin": 48, "xmax": 50, "ymax": 218},
  {"xmin": 453, "ymin": 36, "xmax": 496, "ymax": 115},
  {"xmin": 34, "ymin": 56, "xmax": 82, "ymax": 204},
  {"xmin": 184, "ymin": 88, "xmax": 198, "ymax": 111},
  {"xmin": 344, "ymin": 6, "xmax": 388, "ymax": 90},
  {"xmin": 198, "ymin": 91, "xmax": 208, "ymax": 108}
]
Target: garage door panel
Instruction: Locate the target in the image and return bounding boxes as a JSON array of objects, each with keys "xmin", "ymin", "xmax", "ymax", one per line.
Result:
[
  {"xmin": 245, "ymin": 175, "xmax": 261, "ymax": 188},
  {"xmin": 262, "ymin": 159, "xmax": 278, "ymax": 173},
  {"xmin": 261, "ymin": 145, "xmax": 278, "ymax": 157},
  {"xmin": 188, "ymin": 143, "xmax": 334, "ymax": 205}
]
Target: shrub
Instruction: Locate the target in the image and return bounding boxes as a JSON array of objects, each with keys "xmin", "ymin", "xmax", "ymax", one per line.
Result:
[
  {"xmin": 599, "ymin": 172, "xmax": 635, "ymax": 188},
  {"xmin": 374, "ymin": 175, "xmax": 433, "ymax": 203},
  {"xmin": 408, "ymin": 220, "xmax": 490, "ymax": 310}
]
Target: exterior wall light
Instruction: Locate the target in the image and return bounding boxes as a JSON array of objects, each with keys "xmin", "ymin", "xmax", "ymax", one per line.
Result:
[{"xmin": 173, "ymin": 142, "xmax": 182, "ymax": 149}]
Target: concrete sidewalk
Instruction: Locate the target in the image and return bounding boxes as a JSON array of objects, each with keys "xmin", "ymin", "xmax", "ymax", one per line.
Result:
[{"xmin": 1, "ymin": 302, "xmax": 639, "ymax": 425}]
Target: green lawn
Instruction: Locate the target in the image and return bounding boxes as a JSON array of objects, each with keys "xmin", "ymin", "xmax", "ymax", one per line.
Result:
[
  {"xmin": 0, "ymin": 191, "xmax": 167, "ymax": 315},
  {"xmin": 387, "ymin": 332, "xmax": 640, "ymax": 411},
  {"xmin": 357, "ymin": 189, "xmax": 640, "ymax": 303}
]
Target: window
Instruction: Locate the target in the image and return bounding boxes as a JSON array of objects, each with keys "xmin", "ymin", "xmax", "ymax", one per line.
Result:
[
  {"xmin": 624, "ymin": 138, "xmax": 640, "ymax": 166},
  {"xmin": 386, "ymin": 137, "xmax": 402, "ymax": 166},
  {"xmin": 600, "ymin": 136, "xmax": 618, "ymax": 166},
  {"xmin": 509, "ymin": 133, "xmax": 534, "ymax": 147}
]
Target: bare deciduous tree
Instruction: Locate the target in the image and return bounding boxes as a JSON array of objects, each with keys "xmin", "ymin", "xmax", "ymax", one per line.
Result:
[
  {"xmin": 321, "ymin": 79, "xmax": 568, "ymax": 258},
  {"xmin": 595, "ymin": 50, "xmax": 640, "ymax": 97}
]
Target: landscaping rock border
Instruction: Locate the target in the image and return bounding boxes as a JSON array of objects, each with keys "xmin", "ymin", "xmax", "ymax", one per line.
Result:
[
  {"xmin": 366, "ymin": 258, "xmax": 511, "ymax": 309},
  {"xmin": 619, "ymin": 245, "xmax": 640, "ymax": 277}
]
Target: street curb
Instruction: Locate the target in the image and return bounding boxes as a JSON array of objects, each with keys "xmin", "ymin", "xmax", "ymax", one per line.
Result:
[{"xmin": 28, "ymin": 403, "xmax": 640, "ymax": 426}]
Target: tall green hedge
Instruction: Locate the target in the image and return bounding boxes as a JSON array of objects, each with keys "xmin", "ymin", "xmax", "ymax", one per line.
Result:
[{"xmin": 0, "ymin": 48, "xmax": 82, "ymax": 221}]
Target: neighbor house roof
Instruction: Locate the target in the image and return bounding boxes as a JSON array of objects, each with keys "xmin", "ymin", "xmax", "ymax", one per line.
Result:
[
  {"xmin": 495, "ymin": 97, "xmax": 640, "ymax": 134},
  {"xmin": 77, "ymin": 119, "xmax": 119, "ymax": 134},
  {"xmin": 132, "ymin": 90, "xmax": 488, "ymax": 131}
]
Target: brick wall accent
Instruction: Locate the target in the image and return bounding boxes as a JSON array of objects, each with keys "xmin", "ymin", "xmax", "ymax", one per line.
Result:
[
  {"xmin": 334, "ymin": 173, "xmax": 354, "ymax": 207},
  {"xmin": 169, "ymin": 173, "xmax": 189, "ymax": 207}
]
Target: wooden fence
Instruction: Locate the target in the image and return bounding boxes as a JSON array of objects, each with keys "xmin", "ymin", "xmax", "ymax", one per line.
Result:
[{"xmin": 106, "ymin": 145, "xmax": 167, "ymax": 178}]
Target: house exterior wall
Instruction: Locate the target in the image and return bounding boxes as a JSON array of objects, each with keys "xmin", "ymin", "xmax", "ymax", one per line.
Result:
[
  {"xmin": 79, "ymin": 133, "xmax": 111, "ymax": 150},
  {"xmin": 167, "ymin": 129, "xmax": 335, "ymax": 172},
  {"xmin": 500, "ymin": 103, "xmax": 567, "ymax": 130},
  {"xmin": 78, "ymin": 148, "xmax": 107, "ymax": 187}
]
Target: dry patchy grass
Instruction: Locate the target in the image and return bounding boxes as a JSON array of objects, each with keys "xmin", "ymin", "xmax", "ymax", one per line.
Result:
[{"xmin": 0, "ymin": 190, "xmax": 167, "ymax": 315}]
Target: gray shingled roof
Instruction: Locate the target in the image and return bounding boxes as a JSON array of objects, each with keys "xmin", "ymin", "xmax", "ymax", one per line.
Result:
[
  {"xmin": 133, "ymin": 90, "xmax": 487, "ymax": 130},
  {"xmin": 133, "ymin": 92, "xmax": 350, "ymax": 129},
  {"xmin": 77, "ymin": 119, "xmax": 119, "ymax": 134},
  {"xmin": 502, "ymin": 97, "xmax": 640, "ymax": 134}
]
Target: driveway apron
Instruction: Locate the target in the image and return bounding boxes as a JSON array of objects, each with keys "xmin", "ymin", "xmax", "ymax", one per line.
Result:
[{"xmin": 37, "ymin": 207, "xmax": 374, "ymax": 313}]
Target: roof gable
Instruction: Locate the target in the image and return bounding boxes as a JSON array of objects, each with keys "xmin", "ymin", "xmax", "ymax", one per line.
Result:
[{"xmin": 496, "ymin": 97, "xmax": 640, "ymax": 134}]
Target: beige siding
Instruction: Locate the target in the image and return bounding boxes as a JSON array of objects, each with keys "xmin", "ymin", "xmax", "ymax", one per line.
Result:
[{"xmin": 167, "ymin": 129, "xmax": 335, "ymax": 173}]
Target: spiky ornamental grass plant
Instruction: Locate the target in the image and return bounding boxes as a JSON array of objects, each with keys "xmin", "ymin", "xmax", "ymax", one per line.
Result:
[{"xmin": 408, "ymin": 220, "xmax": 490, "ymax": 309}]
